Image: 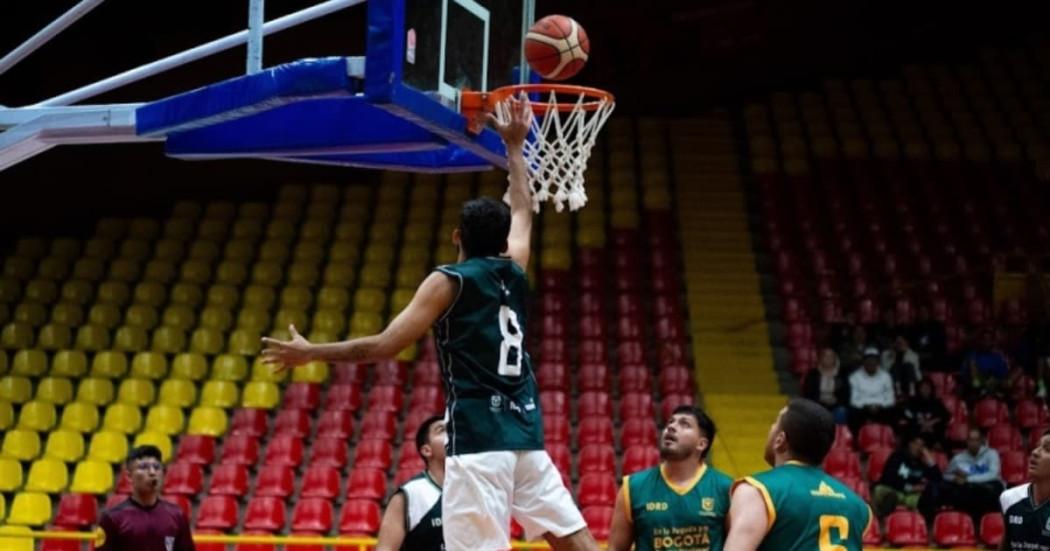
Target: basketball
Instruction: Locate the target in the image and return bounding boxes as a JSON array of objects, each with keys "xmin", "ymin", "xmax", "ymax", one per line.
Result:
[{"xmin": 524, "ymin": 15, "xmax": 590, "ymax": 81}]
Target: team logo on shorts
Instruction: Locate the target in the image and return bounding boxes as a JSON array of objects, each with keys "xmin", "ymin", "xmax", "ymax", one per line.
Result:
[
  {"xmin": 165, "ymin": 536, "xmax": 175, "ymax": 551},
  {"xmin": 490, "ymin": 395, "xmax": 502, "ymax": 411},
  {"xmin": 702, "ymin": 498, "xmax": 715, "ymax": 512}
]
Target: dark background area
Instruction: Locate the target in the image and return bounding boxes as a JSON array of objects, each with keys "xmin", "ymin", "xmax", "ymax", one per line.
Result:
[{"xmin": 1, "ymin": 0, "xmax": 1048, "ymax": 240}]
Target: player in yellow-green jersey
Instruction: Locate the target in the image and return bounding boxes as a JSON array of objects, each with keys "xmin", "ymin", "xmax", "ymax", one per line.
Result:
[{"xmin": 725, "ymin": 398, "xmax": 872, "ymax": 551}]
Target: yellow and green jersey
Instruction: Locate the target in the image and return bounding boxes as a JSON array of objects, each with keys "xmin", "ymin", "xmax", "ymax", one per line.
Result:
[{"xmin": 625, "ymin": 463, "xmax": 733, "ymax": 551}]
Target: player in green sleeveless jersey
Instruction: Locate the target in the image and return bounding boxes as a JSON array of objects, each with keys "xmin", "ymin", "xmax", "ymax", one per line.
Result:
[
  {"xmin": 377, "ymin": 416, "xmax": 446, "ymax": 551},
  {"xmin": 261, "ymin": 95, "xmax": 596, "ymax": 551},
  {"xmin": 609, "ymin": 405, "xmax": 733, "ymax": 551},
  {"xmin": 998, "ymin": 428, "xmax": 1050, "ymax": 551},
  {"xmin": 725, "ymin": 399, "xmax": 871, "ymax": 551}
]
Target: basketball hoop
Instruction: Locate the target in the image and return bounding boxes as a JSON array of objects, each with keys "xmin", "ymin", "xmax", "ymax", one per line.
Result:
[{"xmin": 462, "ymin": 84, "xmax": 615, "ymax": 212}]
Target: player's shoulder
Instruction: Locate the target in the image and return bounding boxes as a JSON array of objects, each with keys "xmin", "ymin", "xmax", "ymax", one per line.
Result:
[
  {"xmin": 1000, "ymin": 482, "xmax": 1030, "ymax": 512},
  {"xmin": 705, "ymin": 465, "xmax": 735, "ymax": 488},
  {"xmin": 158, "ymin": 499, "xmax": 188, "ymax": 518},
  {"xmin": 399, "ymin": 472, "xmax": 431, "ymax": 491}
]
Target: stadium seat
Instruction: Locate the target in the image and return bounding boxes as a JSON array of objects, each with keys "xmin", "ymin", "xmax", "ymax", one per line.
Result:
[
  {"xmin": 50, "ymin": 350, "xmax": 87, "ymax": 378},
  {"xmin": 832, "ymin": 425, "xmax": 854, "ymax": 449},
  {"xmin": 113, "ymin": 325, "xmax": 148, "ymax": 352},
  {"xmin": 86, "ymin": 304, "xmax": 122, "ymax": 331},
  {"xmin": 577, "ymin": 473, "xmax": 617, "ymax": 507},
  {"xmin": 25, "ymin": 459, "xmax": 69, "ymax": 493},
  {"xmin": 250, "ymin": 357, "xmax": 288, "ymax": 384},
  {"xmin": 116, "ymin": 378, "xmax": 156, "ymax": 407},
  {"xmin": 933, "ymin": 511, "xmax": 977, "ymax": 547},
  {"xmin": 230, "ymin": 409, "xmax": 269, "ymax": 438},
  {"xmin": 53, "ymin": 493, "xmax": 98, "ymax": 528},
  {"xmin": 578, "ymin": 444, "xmax": 616, "ymax": 475},
  {"xmin": 885, "ymin": 510, "xmax": 928, "ymax": 547},
  {"xmin": 988, "ymin": 424, "xmax": 1024, "ymax": 454},
  {"xmin": 540, "ymin": 391, "xmax": 568, "ymax": 417},
  {"xmin": 133, "ymin": 432, "xmax": 172, "ymax": 461},
  {"xmin": 187, "ymin": 407, "xmax": 229, "ymax": 437},
  {"xmin": 200, "ymin": 381, "xmax": 240, "ymax": 409},
  {"xmin": 51, "ymin": 302, "xmax": 85, "ymax": 327},
  {"xmin": 359, "ymin": 411, "xmax": 398, "ymax": 440},
  {"xmin": 979, "ymin": 512, "xmax": 1004, "ymax": 548},
  {"xmin": 1001, "ymin": 451, "xmax": 1028, "ymax": 487},
  {"xmin": 208, "ymin": 464, "xmax": 249, "ymax": 495},
  {"xmin": 2, "ymin": 429, "xmax": 41, "ymax": 461},
  {"xmin": 301, "ymin": 466, "xmax": 341, "ymax": 499},
  {"xmin": 37, "ymin": 324, "xmax": 72, "ymax": 350},
  {"xmin": 6, "ymin": 492, "xmax": 51, "ymax": 526},
  {"xmin": 408, "ymin": 386, "xmax": 443, "ymax": 414},
  {"xmin": 164, "ymin": 462, "xmax": 204, "ymax": 495},
  {"xmin": 125, "ymin": 304, "xmax": 160, "ymax": 329},
  {"xmin": 660, "ymin": 394, "xmax": 694, "ymax": 422},
  {"xmin": 622, "ymin": 446, "xmax": 660, "ymax": 475},
  {"xmin": 578, "ymin": 364, "xmax": 610, "ymax": 392},
  {"xmin": 69, "ymin": 460, "xmax": 113, "ymax": 494},
  {"xmin": 197, "ymin": 496, "xmax": 239, "ymax": 530},
  {"xmin": 170, "ymin": 353, "xmax": 208, "ymax": 381},
  {"xmin": 346, "ymin": 468, "xmax": 387, "ymax": 501},
  {"xmin": 255, "ymin": 465, "xmax": 296, "ymax": 498},
  {"xmin": 620, "ymin": 392, "xmax": 655, "ymax": 421},
  {"xmin": 537, "ymin": 361, "xmax": 568, "ymax": 390},
  {"xmin": 0, "ymin": 401, "xmax": 10, "ymax": 431},
  {"xmin": 1016, "ymin": 399, "xmax": 1049, "ymax": 430},
  {"xmin": 290, "ymin": 497, "xmax": 335, "ymax": 535},
  {"xmin": 59, "ymin": 402, "xmax": 99, "ymax": 433},
  {"xmin": 144, "ymin": 404, "xmax": 185, "ymax": 435},
  {"xmin": 264, "ymin": 435, "xmax": 304, "ymax": 467},
  {"xmin": 17, "ymin": 400, "xmax": 57, "ymax": 432},
  {"xmin": 274, "ymin": 409, "xmax": 312, "ymax": 438},
  {"xmin": 76, "ymin": 377, "xmax": 114, "ymax": 406},
  {"xmin": 839, "ymin": 476, "xmax": 871, "ymax": 502},
  {"xmin": 544, "ymin": 415, "xmax": 570, "ymax": 445},
  {"xmin": 866, "ymin": 447, "xmax": 893, "ymax": 483},
  {"xmin": 311, "ymin": 437, "xmax": 349, "ymax": 469},
  {"xmin": 323, "ymin": 385, "xmax": 363, "ymax": 411},
  {"xmin": 0, "ymin": 375, "xmax": 32, "ymax": 403},
  {"xmin": 316, "ymin": 410, "xmax": 354, "ymax": 439},
  {"xmin": 130, "ymin": 352, "xmax": 168, "ymax": 380},
  {"xmin": 339, "ymin": 500, "xmax": 382, "ymax": 535},
  {"xmin": 12, "ymin": 349, "xmax": 47, "ymax": 376},
  {"xmin": 242, "ymin": 382, "xmax": 281, "ymax": 409},
  {"xmin": 582, "ymin": 506, "xmax": 614, "ymax": 541},
  {"xmin": 863, "ymin": 516, "xmax": 882, "ymax": 546},
  {"xmin": 284, "ymin": 383, "xmax": 321, "ymax": 410},
  {"xmin": 175, "ymin": 435, "xmax": 215, "ymax": 466},
  {"xmin": 211, "ymin": 354, "xmax": 249, "ymax": 382},
  {"xmin": 823, "ymin": 448, "xmax": 862, "ymax": 480},
  {"xmin": 102, "ymin": 403, "xmax": 143, "ymax": 434},
  {"xmin": 44, "ymin": 431, "xmax": 84, "ymax": 463},
  {"xmin": 0, "ymin": 458, "xmax": 23, "ymax": 491},
  {"xmin": 158, "ymin": 379, "xmax": 197, "ymax": 408},
  {"xmin": 577, "ymin": 417, "xmax": 615, "ymax": 446},
  {"xmin": 620, "ymin": 366, "xmax": 654, "ymax": 394},
  {"xmin": 973, "ymin": 398, "xmax": 1010, "ymax": 429},
  {"xmin": 578, "ymin": 391, "xmax": 612, "ymax": 418},
  {"xmin": 857, "ymin": 424, "xmax": 896, "ymax": 454},
  {"xmin": 87, "ymin": 431, "xmax": 129, "ymax": 463},
  {"xmin": 354, "ymin": 439, "xmax": 393, "ymax": 470}
]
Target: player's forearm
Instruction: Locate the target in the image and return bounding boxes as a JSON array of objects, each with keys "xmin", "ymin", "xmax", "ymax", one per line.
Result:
[
  {"xmin": 505, "ymin": 144, "xmax": 531, "ymax": 214},
  {"xmin": 308, "ymin": 335, "xmax": 391, "ymax": 363}
]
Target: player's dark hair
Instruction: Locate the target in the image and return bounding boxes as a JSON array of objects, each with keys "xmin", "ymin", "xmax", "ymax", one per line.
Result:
[
  {"xmin": 671, "ymin": 405, "xmax": 717, "ymax": 460},
  {"xmin": 781, "ymin": 398, "xmax": 835, "ymax": 465},
  {"xmin": 126, "ymin": 445, "xmax": 163, "ymax": 467},
  {"xmin": 416, "ymin": 415, "xmax": 444, "ymax": 463},
  {"xmin": 459, "ymin": 197, "xmax": 511, "ymax": 258}
]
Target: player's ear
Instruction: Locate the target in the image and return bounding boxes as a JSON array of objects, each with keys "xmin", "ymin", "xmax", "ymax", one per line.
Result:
[
  {"xmin": 696, "ymin": 436, "xmax": 709, "ymax": 457},
  {"xmin": 420, "ymin": 443, "xmax": 433, "ymax": 461}
]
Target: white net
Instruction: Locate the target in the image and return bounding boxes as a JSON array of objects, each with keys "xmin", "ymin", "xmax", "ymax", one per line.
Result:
[{"xmin": 494, "ymin": 89, "xmax": 615, "ymax": 212}]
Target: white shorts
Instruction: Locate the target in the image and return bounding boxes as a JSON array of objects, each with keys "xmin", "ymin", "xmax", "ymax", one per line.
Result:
[{"xmin": 442, "ymin": 450, "xmax": 587, "ymax": 551}]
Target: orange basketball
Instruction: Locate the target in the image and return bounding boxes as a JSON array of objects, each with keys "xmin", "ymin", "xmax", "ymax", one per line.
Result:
[{"xmin": 524, "ymin": 15, "xmax": 590, "ymax": 81}]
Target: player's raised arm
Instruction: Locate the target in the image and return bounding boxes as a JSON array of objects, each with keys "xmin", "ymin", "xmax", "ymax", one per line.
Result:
[
  {"xmin": 375, "ymin": 492, "xmax": 408, "ymax": 551},
  {"xmin": 724, "ymin": 483, "xmax": 769, "ymax": 551},
  {"xmin": 261, "ymin": 271, "xmax": 456, "ymax": 370},
  {"xmin": 607, "ymin": 480, "xmax": 634, "ymax": 551},
  {"xmin": 487, "ymin": 93, "xmax": 534, "ymax": 270}
]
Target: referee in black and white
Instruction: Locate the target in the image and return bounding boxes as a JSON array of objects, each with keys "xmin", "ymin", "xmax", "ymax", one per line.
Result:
[{"xmin": 998, "ymin": 428, "xmax": 1050, "ymax": 551}]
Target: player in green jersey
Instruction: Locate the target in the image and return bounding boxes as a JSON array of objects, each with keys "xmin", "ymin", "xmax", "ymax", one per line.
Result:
[
  {"xmin": 725, "ymin": 398, "xmax": 871, "ymax": 551},
  {"xmin": 998, "ymin": 427, "xmax": 1050, "ymax": 551},
  {"xmin": 377, "ymin": 416, "xmax": 446, "ymax": 551},
  {"xmin": 261, "ymin": 95, "xmax": 596, "ymax": 551},
  {"xmin": 608, "ymin": 405, "xmax": 733, "ymax": 551}
]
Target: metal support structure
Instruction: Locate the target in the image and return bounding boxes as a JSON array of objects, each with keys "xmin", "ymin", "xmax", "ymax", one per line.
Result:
[
  {"xmin": 247, "ymin": 0, "xmax": 265, "ymax": 74},
  {"xmin": 35, "ymin": 0, "xmax": 366, "ymax": 106},
  {"xmin": 0, "ymin": 0, "xmax": 106, "ymax": 77}
]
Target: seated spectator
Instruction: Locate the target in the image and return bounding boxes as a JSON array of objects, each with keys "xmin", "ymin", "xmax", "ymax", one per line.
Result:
[
  {"xmin": 848, "ymin": 347, "xmax": 897, "ymax": 433},
  {"xmin": 872, "ymin": 433, "xmax": 941, "ymax": 519},
  {"xmin": 883, "ymin": 334, "xmax": 922, "ymax": 398},
  {"xmin": 869, "ymin": 307, "xmax": 900, "ymax": 350},
  {"xmin": 900, "ymin": 379, "xmax": 949, "ymax": 449},
  {"xmin": 838, "ymin": 325, "xmax": 870, "ymax": 372},
  {"xmin": 933, "ymin": 428, "xmax": 1003, "ymax": 521},
  {"xmin": 910, "ymin": 305, "xmax": 946, "ymax": 371},
  {"xmin": 802, "ymin": 348, "xmax": 850, "ymax": 424},
  {"xmin": 960, "ymin": 328, "xmax": 1010, "ymax": 399}
]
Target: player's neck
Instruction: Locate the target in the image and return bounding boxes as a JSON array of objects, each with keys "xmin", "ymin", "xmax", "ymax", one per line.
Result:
[
  {"xmin": 428, "ymin": 463, "xmax": 445, "ymax": 487},
  {"xmin": 131, "ymin": 491, "xmax": 159, "ymax": 507},
  {"xmin": 1033, "ymin": 479, "xmax": 1050, "ymax": 506},
  {"xmin": 662, "ymin": 458, "xmax": 704, "ymax": 483}
]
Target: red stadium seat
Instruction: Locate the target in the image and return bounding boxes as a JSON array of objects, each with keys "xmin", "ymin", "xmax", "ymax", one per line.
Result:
[
  {"xmin": 885, "ymin": 510, "xmax": 929, "ymax": 547},
  {"xmin": 988, "ymin": 424, "xmax": 1024, "ymax": 454},
  {"xmin": 397, "ymin": 441, "xmax": 425, "ymax": 472},
  {"xmin": 263, "ymin": 435, "xmax": 304, "ymax": 467},
  {"xmin": 175, "ymin": 435, "xmax": 215, "ymax": 465},
  {"xmin": 578, "ymin": 444, "xmax": 616, "ymax": 475},
  {"xmin": 863, "ymin": 516, "xmax": 882, "ymax": 546},
  {"xmin": 838, "ymin": 476, "xmax": 870, "ymax": 502},
  {"xmin": 282, "ymin": 383, "xmax": 321, "ymax": 410},
  {"xmin": 367, "ymin": 385, "xmax": 404, "ymax": 414},
  {"xmin": 622, "ymin": 446, "xmax": 660, "ymax": 475},
  {"xmin": 620, "ymin": 391, "xmax": 655, "ymax": 421},
  {"xmin": 857, "ymin": 424, "xmax": 896, "ymax": 454},
  {"xmin": 577, "ymin": 364, "xmax": 609, "ymax": 392},
  {"xmin": 620, "ymin": 418, "xmax": 657, "ymax": 448},
  {"xmin": 411, "ymin": 361, "xmax": 441, "ymax": 388},
  {"xmin": 339, "ymin": 500, "xmax": 381, "ymax": 535},
  {"xmin": 973, "ymin": 398, "xmax": 1010, "ymax": 429},
  {"xmin": 105, "ymin": 493, "xmax": 129, "ymax": 510},
  {"xmin": 660, "ymin": 394, "xmax": 694, "ymax": 422},
  {"xmin": 346, "ymin": 468, "xmax": 387, "ymax": 501},
  {"xmin": 546, "ymin": 443, "xmax": 572, "ymax": 477},
  {"xmin": 618, "ymin": 365, "xmax": 652, "ymax": 394},
  {"xmin": 359, "ymin": 411, "xmax": 397, "ymax": 440},
  {"xmin": 208, "ymin": 464, "xmax": 249, "ymax": 495},
  {"xmin": 373, "ymin": 360, "xmax": 407, "ymax": 386},
  {"xmin": 575, "ymin": 339, "xmax": 606, "ymax": 366},
  {"xmin": 1032, "ymin": 425, "xmax": 1050, "ymax": 450},
  {"xmin": 290, "ymin": 498, "xmax": 334, "ymax": 533},
  {"xmin": 235, "ymin": 530, "xmax": 276, "ymax": 551},
  {"xmin": 1001, "ymin": 451, "xmax": 1028, "ymax": 487},
  {"xmin": 823, "ymin": 448, "xmax": 862, "ymax": 480},
  {"xmin": 942, "ymin": 396, "xmax": 968, "ymax": 425},
  {"xmin": 273, "ymin": 408, "xmax": 312, "ymax": 438},
  {"xmin": 946, "ymin": 421, "xmax": 971, "ymax": 448},
  {"xmin": 244, "ymin": 496, "xmax": 287, "ymax": 532},
  {"xmin": 164, "ymin": 495, "xmax": 192, "ymax": 520},
  {"xmin": 220, "ymin": 435, "xmax": 260, "ymax": 466},
  {"xmin": 394, "ymin": 468, "xmax": 419, "ymax": 487},
  {"xmin": 540, "ymin": 339, "xmax": 567, "ymax": 362},
  {"xmin": 310, "ymin": 437, "xmax": 349, "ymax": 469},
  {"xmin": 577, "ymin": 416, "xmax": 614, "ymax": 446},
  {"xmin": 578, "ymin": 391, "xmax": 612, "ymax": 418},
  {"xmin": 316, "ymin": 410, "xmax": 354, "ymax": 439},
  {"xmin": 979, "ymin": 512, "xmax": 1004, "ymax": 548},
  {"xmin": 867, "ymin": 447, "xmax": 893, "ymax": 483},
  {"xmin": 354, "ymin": 439, "xmax": 392, "ymax": 470},
  {"xmin": 330, "ymin": 363, "xmax": 367, "ymax": 386},
  {"xmin": 1016, "ymin": 399, "xmax": 1050, "ymax": 430},
  {"xmin": 323, "ymin": 384, "xmax": 362, "ymax": 412},
  {"xmin": 53, "ymin": 493, "xmax": 97, "ymax": 527},
  {"xmin": 540, "ymin": 391, "xmax": 568, "ymax": 417},
  {"xmin": 616, "ymin": 317, "xmax": 642, "ymax": 341},
  {"xmin": 255, "ymin": 465, "xmax": 295, "ymax": 498},
  {"xmin": 537, "ymin": 361, "xmax": 568, "ymax": 391},
  {"xmin": 408, "ymin": 386, "xmax": 443, "ymax": 414},
  {"xmin": 542, "ymin": 314, "xmax": 567, "ymax": 338},
  {"xmin": 543, "ymin": 415, "xmax": 570, "ymax": 444},
  {"xmin": 577, "ymin": 473, "xmax": 617, "ymax": 508},
  {"xmin": 579, "ymin": 315, "xmax": 605, "ymax": 340},
  {"xmin": 658, "ymin": 367, "xmax": 690, "ymax": 395},
  {"xmin": 832, "ymin": 425, "xmax": 854, "ymax": 450},
  {"xmin": 164, "ymin": 462, "xmax": 204, "ymax": 495},
  {"xmin": 583, "ymin": 506, "xmax": 614, "ymax": 541},
  {"xmin": 933, "ymin": 511, "xmax": 977, "ymax": 547},
  {"xmin": 402, "ymin": 410, "xmax": 434, "ymax": 442},
  {"xmin": 197, "ymin": 496, "xmax": 239, "ymax": 530},
  {"xmin": 654, "ymin": 317, "xmax": 684, "ymax": 342},
  {"xmin": 617, "ymin": 341, "xmax": 644, "ymax": 366},
  {"xmin": 229, "ymin": 408, "xmax": 269, "ymax": 438}
]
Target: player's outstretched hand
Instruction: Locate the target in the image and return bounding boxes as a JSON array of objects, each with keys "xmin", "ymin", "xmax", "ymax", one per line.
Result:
[
  {"xmin": 260, "ymin": 324, "xmax": 314, "ymax": 373},
  {"xmin": 487, "ymin": 92, "xmax": 532, "ymax": 149}
]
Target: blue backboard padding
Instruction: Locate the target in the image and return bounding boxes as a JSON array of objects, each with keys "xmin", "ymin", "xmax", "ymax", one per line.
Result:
[
  {"xmin": 136, "ymin": 57, "xmax": 353, "ymax": 136},
  {"xmin": 292, "ymin": 145, "xmax": 493, "ymax": 172}
]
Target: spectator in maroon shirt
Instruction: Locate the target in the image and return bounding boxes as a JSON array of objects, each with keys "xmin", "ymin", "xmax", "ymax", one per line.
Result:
[{"xmin": 97, "ymin": 445, "xmax": 194, "ymax": 551}]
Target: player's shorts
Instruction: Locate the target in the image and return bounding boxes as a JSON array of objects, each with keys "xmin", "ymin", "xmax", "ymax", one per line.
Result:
[{"xmin": 442, "ymin": 449, "xmax": 587, "ymax": 551}]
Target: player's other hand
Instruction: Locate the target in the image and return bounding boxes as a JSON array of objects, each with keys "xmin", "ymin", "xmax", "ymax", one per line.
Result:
[
  {"xmin": 261, "ymin": 324, "xmax": 314, "ymax": 373},
  {"xmin": 487, "ymin": 92, "xmax": 532, "ymax": 149}
]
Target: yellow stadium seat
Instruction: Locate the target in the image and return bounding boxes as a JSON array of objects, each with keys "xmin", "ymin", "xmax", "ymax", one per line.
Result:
[
  {"xmin": 132, "ymin": 432, "xmax": 172, "ymax": 461},
  {"xmin": 84, "ymin": 237, "xmax": 117, "ymax": 259},
  {"xmin": 2, "ymin": 430, "xmax": 40, "ymax": 461},
  {"xmin": 236, "ymin": 308, "xmax": 270, "ymax": 333},
  {"xmin": 14, "ymin": 302, "xmax": 47, "ymax": 327},
  {"xmin": 0, "ymin": 349, "xmax": 5, "ymax": 375},
  {"xmin": 199, "ymin": 306, "xmax": 234, "ymax": 332},
  {"xmin": 274, "ymin": 203, "xmax": 303, "ymax": 222},
  {"xmin": 308, "ymin": 329, "xmax": 338, "ymax": 343},
  {"xmin": 6, "ymin": 492, "xmax": 51, "ymax": 526},
  {"xmin": 317, "ymin": 287, "xmax": 350, "ymax": 310},
  {"xmin": 36, "ymin": 323, "xmax": 72, "ymax": 350},
  {"xmin": 160, "ymin": 305, "xmax": 195, "ymax": 331},
  {"xmin": 300, "ymin": 220, "xmax": 331, "ymax": 240},
  {"xmin": 258, "ymin": 238, "xmax": 291, "ymax": 262},
  {"xmin": 199, "ymin": 381, "xmax": 239, "ymax": 409},
  {"xmin": 292, "ymin": 360, "xmax": 329, "ymax": 384},
  {"xmin": 241, "ymin": 381, "xmax": 281, "ymax": 409},
  {"xmin": 75, "ymin": 377, "xmax": 114, "ymax": 406},
  {"xmin": 119, "ymin": 238, "xmax": 151, "ymax": 260},
  {"xmin": 250, "ymin": 356, "xmax": 287, "ymax": 383},
  {"xmin": 117, "ymin": 379, "xmax": 156, "ymax": 407},
  {"xmin": 43, "ymin": 430, "xmax": 84, "ymax": 463},
  {"xmin": 273, "ymin": 308, "xmax": 308, "ymax": 333},
  {"xmin": 15, "ymin": 238, "xmax": 47, "ymax": 258},
  {"xmin": 107, "ymin": 259, "xmax": 141, "ymax": 283},
  {"xmin": 227, "ymin": 330, "xmax": 260, "ymax": 355},
  {"xmin": 232, "ymin": 219, "xmax": 263, "ymax": 240},
  {"xmin": 170, "ymin": 353, "xmax": 207, "ymax": 381},
  {"xmin": 390, "ymin": 288, "xmax": 415, "ymax": 313},
  {"xmin": 350, "ymin": 312, "xmax": 383, "ymax": 337},
  {"xmin": 242, "ymin": 285, "xmax": 276, "ymax": 310},
  {"xmin": 102, "ymin": 403, "xmax": 143, "ymax": 434},
  {"xmin": 12, "ymin": 349, "xmax": 47, "ymax": 377},
  {"xmin": 287, "ymin": 263, "xmax": 319, "ymax": 287},
  {"xmin": 2, "ymin": 322, "xmax": 34, "ymax": 349},
  {"xmin": 399, "ymin": 245, "xmax": 430, "ymax": 266},
  {"xmin": 172, "ymin": 200, "xmax": 202, "ymax": 218},
  {"xmin": 145, "ymin": 405, "xmax": 185, "ymax": 435},
  {"xmin": 128, "ymin": 218, "xmax": 160, "ymax": 240},
  {"xmin": 359, "ymin": 265, "xmax": 392, "ymax": 288},
  {"xmin": 312, "ymin": 310, "xmax": 346, "ymax": 335},
  {"xmin": 239, "ymin": 201, "xmax": 269, "ymax": 219},
  {"xmin": 214, "ymin": 352, "xmax": 252, "ymax": 381},
  {"xmin": 206, "ymin": 284, "xmax": 239, "ymax": 309},
  {"xmin": 179, "ymin": 259, "xmax": 211, "ymax": 284},
  {"xmin": 50, "ymin": 302, "xmax": 84, "ymax": 326},
  {"xmin": 157, "ymin": 379, "xmax": 197, "ymax": 408},
  {"xmin": 0, "ymin": 458, "xmax": 23, "ymax": 491},
  {"xmin": 133, "ymin": 283, "xmax": 167, "ymax": 308},
  {"xmin": 187, "ymin": 407, "xmax": 228, "ymax": 437},
  {"xmin": 0, "ymin": 375, "xmax": 32, "ymax": 403},
  {"xmin": 354, "ymin": 288, "xmax": 387, "ymax": 313},
  {"xmin": 113, "ymin": 326, "xmax": 149, "ymax": 352},
  {"xmin": 87, "ymin": 431, "xmax": 129, "ymax": 464},
  {"xmin": 89, "ymin": 350, "xmax": 127, "ymax": 379},
  {"xmin": 0, "ymin": 401, "xmax": 12, "ymax": 431},
  {"xmin": 124, "ymin": 303, "xmax": 160, "ymax": 330},
  {"xmin": 96, "ymin": 280, "xmax": 130, "ymax": 306},
  {"xmin": 189, "ymin": 327, "xmax": 224, "ymax": 355},
  {"xmin": 153, "ymin": 240, "xmax": 185, "ymax": 263},
  {"xmin": 195, "ymin": 220, "xmax": 227, "ymax": 242},
  {"xmin": 267, "ymin": 219, "xmax": 297, "ymax": 240},
  {"xmin": 37, "ymin": 257, "xmax": 70, "ymax": 281},
  {"xmin": 17, "ymin": 401, "xmax": 56, "ymax": 432},
  {"xmin": 87, "ymin": 304, "xmax": 121, "ymax": 329},
  {"xmin": 35, "ymin": 377, "xmax": 73, "ymax": 405},
  {"xmin": 70, "ymin": 460, "xmax": 114, "ymax": 494},
  {"xmin": 130, "ymin": 352, "xmax": 168, "ymax": 381},
  {"xmin": 72, "ymin": 324, "xmax": 109, "ymax": 353},
  {"xmin": 294, "ymin": 242, "xmax": 325, "ymax": 263},
  {"xmin": 216, "ymin": 261, "xmax": 248, "ymax": 286},
  {"xmin": 72, "ymin": 258, "xmax": 105, "ymax": 281},
  {"xmin": 540, "ymin": 249, "xmax": 572, "ymax": 271},
  {"xmin": 24, "ymin": 459, "xmax": 68, "ymax": 493},
  {"xmin": 150, "ymin": 326, "xmax": 186, "ymax": 354},
  {"xmin": 204, "ymin": 201, "xmax": 237, "ymax": 220},
  {"xmin": 251, "ymin": 260, "xmax": 283, "ymax": 286},
  {"xmin": 280, "ymin": 286, "xmax": 313, "ymax": 310},
  {"xmin": 169, "ymin": 282, "xmax": 203, "ymax": 308},
  {"xmin": 328, "ymin": 241, "xmax": 360, "ymax": 263},
  {"xmin": 0, "ymin": 304, "xmax": 7, "ymax": 327},
  {"xmin": 321, "ymin": 263, "xmax": 354, "ymax": 287},
  {"xmin": 223, "ymin": 239, "xmax": 256, "ymax": 262},
  {"xmin": 4, "ymin": 257, "xmax": 35, "ymax": 280},
  {"xmin": 0, "ymin": 278, "xmax": 21, "ymax": 303},
  {"xmin": 59, "ymin": 402, "xmax": 99, "ymax": 433}
]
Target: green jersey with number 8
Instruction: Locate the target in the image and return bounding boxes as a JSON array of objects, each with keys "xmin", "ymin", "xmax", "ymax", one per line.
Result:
[
  {"xmin": 434, "ymin": 257, "xmax": 543, "ymax": 456},
  {"xmin": 733, "ymin": 462, "xmax": 871, "ymax": 551}
]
